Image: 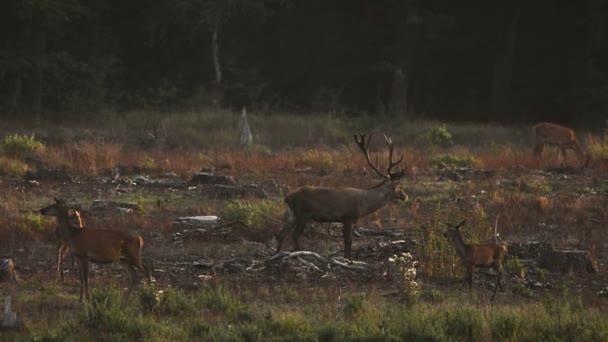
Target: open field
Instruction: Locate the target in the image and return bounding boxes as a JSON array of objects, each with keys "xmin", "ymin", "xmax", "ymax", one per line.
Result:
[{"xmin": 1, "ymin": 112, "xmax": 608, "ymax": 341}]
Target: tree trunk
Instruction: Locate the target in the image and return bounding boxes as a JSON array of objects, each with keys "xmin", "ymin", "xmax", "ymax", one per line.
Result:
[
  {"xmin": 490, "ymin": 6, "xmax": 520, "ymax": 119},
  {"xmin": 389, "ymin": 67, "xmax": 409, "ymax": 119}
]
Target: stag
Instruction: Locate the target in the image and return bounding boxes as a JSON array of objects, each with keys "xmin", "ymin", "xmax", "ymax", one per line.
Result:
[
  {"xmin": 444, "ymin": 220, "xmax": 508, "ymax": 300},
  {"xmin": 276, "ymin": 134, "xmax": 408, "ymax": 260},
  {"xmin": 41, "ymin": 198, "xmax": 152, "ymax": 302},
  {"xmin": 533, "ymin": 122, "xmax": 590, "ymax": 166}
]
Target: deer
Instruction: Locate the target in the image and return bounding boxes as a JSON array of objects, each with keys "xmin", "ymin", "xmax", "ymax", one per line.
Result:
[
  {"xmin": 444, "ymin": 220, "xmax": 508, "ymax": 300},
  {"xmin": 40, "ymin": 198, "xmax": 153, "ymax": 302},
  {"xmin": 275, "ymin": 134, "xmax": 408, "ymax": 260},
  {"xmin": 55, "ymin": 207, "xmax": 85, "ymax": 282},
  {"xmin": 533, "ymin": 122, "xmax": 590, "ymax": 166}
]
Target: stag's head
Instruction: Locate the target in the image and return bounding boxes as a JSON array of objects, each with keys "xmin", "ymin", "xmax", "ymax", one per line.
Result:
[{"xmin": 355, "ymin": 133, "xmax": 408, "ymax": 202}]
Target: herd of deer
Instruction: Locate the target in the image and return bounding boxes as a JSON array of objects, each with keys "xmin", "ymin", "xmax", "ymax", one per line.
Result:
[{"xmin": 38, "ymin": 122, "xmax": 588, "ymax": 302}]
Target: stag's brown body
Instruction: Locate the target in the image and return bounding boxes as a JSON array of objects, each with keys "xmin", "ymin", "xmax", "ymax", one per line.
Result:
[
  {"xmin": 41, "ymin": 199, "xmax": 152, "ymax": 302},
  {"xmin": 444, "ymin": 220, "xmax": 507, "ymax": 300},
  {"xmin": 533, "ymin": 122, "xmax": 588, "ymax": 166},
  {"xmin": 276, "ymin": 134, "xmax": 407, "ymax": 260}
]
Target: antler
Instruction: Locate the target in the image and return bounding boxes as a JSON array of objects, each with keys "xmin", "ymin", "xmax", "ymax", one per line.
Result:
[{"xmin": 354, "ymin": 133, "xmax": 405, "ymax": 180}]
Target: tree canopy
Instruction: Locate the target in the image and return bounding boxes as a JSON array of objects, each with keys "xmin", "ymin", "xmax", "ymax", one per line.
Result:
[{"xmin": 1, "ymin": 0, "xmax": 607, "ymax": 127}]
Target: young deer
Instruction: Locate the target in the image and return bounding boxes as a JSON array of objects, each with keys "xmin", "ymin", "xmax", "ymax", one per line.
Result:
[
  {"xmin": 276, "ymin": 134, "xmax": 408, "ymax": 260},
  {"xmin": 55, "ymin": 208, "xmax": 85, "ymax": 282},
  {"xmin": 41, "ymin": 198, "xmax": 153, "ymax": 302},
  {"xmin": 533, "ymin": 122, "xmax": 590, "ymax": 166},
  {"xmin": 444, "ymin": 220, "xmax": 507, "ymax": 300}
]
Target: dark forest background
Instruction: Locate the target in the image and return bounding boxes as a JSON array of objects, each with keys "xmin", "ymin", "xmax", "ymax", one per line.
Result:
[{"xmin": 1, "ymin": 0, "xmax": 608, "ymax": 127}]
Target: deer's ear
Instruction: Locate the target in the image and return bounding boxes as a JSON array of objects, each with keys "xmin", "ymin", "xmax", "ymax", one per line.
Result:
[{"xmin": 457, "ymin": 219, "xmax": 467, "ymax": 229}]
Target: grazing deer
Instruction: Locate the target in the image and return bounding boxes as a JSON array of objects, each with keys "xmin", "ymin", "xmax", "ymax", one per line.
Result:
[
  {"xmin": 41, "ymin": 198, "xmax": 152, "ymax": 302},
  {"xmin": 444, "ymin": 220, "xmax": 508, "ymax": 300},
  {"xmin": 533, "ymin": 122, "xmax": 590, "ymax": 166},
  {"xmin": 276, "ymin": 134, "xmax": 408, "ymax": 260}
]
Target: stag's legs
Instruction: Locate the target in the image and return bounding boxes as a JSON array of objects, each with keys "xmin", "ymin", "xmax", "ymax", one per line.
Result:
[
  {"xmin": 533, "ymin": 142, "xmax": 545, "ymax": 163},
  {"xmin": 290, "ymin": 218, "xmax": 309, "ymax": 251},
  {"xmin": 276, "ymin": 209, "xmax": 297, "ymax": 253},
  {"xmin": 342, "ymin": 222, "xmax": 353, "ymax": 260}
]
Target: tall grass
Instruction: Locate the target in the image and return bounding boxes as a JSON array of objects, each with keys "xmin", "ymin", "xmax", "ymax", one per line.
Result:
[{"xmin": 15, "ymin": 285, "xmax": 608, "ymax": 341}]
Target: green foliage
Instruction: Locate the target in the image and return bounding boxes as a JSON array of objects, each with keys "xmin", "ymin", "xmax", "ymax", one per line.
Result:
[
  {"xmin": 430, "ymin": 153, "xmax": 484, "ymax": 168},
  {"xmin": 265, "ymin": 311, "xmax": 311, "ymax": 338},
  {"xmin": 197, "ymin": 284, "xmax": 251, "ymax": 322},
  {"xmin": 138, "ymin": 284, "xmax": 160, "ymax": 314},
  {"xmin": 445, "ymin": 307, "xmax": 484, "ymax": 340},
  {"xmin": 421, "ymin": 125, "xmax": 453, "ymax": 148},
  {"xmin": 142, "ymin": 156, "xmax": 157, "ymax": 170},
  {"xmin": 218, "ymin": 199, "xmax": 282, "ymax": 230},
  {"xmin": 0, "ymin": 157, "xmax": 29, "ymax": 177},
  {"xmin": 82, "ymin": 286, "xmax": 157, "ymax": 340},
  {"xmin": 489, "ymin": 313, "xmax": 526, "ymax": 340},
  {"xmin": 302, "ymin": 149, "xmax": 337, "ymax": 170},
  {"xmin": 158, "ymin": 288, "xmax": 195, "ymax": 316},
  {"xmin": 13, "ymin": 211, "xmax": 48, "ymax": 239},
  {"xmin": 0, "ymin": 133, "xmax": 45, "ymax": 157},
  {"xmin": 131, "ymin": 191, "xmax": 146, "ymax": 216},
  {"xmin": 342, "ymin": 293, "xmax": 367, "ymax": 319},
  {"xmin": 418, "ymin": 288, "xmax": 446, "ymax": 303},
  {"xmin": 511, "ymin": 283, "xmax": 533, "ymax": 298}
]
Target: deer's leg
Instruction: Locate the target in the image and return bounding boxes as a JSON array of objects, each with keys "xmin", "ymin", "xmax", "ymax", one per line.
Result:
[
  {"xmin": 291, "ymin": 218, "xmax": 309, "ymax": 251},
  {"xmin": 467, "ymin": 265, "xmax": 474, "ymax": 289},
  {"xmin": 78, "ymin": 258, "xmax": 89, "ymax": 302},
  {"xmin": 533, "ymin": 142, "xmax": 545, "ymax": 161},
  {"xmin": 123, "ymin": 263, "xmax": 138, "ymax": 298},
  {"xmin": 492, "ymin": 269, "xmax": 501, "ymax": 301},
  {"xmin": 560, "ymin": 147, "xmax": 568, "ymax": 165},
  {"xmin": 276, "ymin": 209, "xmax": 296, "ymax": 253},
  {"xmin": 57, "ymin": 245, "xmax": 66, "ymax": 282},
  {"xmin": 342, "ymin": 222, "xmax": 353, "ymax": 260}
]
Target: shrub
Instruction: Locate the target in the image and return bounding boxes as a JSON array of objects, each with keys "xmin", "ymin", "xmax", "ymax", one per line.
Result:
[
  {"xmin": 82, "ymin": 286, "xmax": 157, "ymax": 340},
  {"xmin": 444, "ymin": 307, "xmax": 484, "ymax": 340},
  {"xmin": 490, "ymin": 313, "xmax": 526, "ymax": 340},
  {"xmin": 430, "ymin": 153, "xmax": 484, "ymax": 168},
  {"xmin": 0, "ymin": 157, "xmax": 29, "ymax": 178},
  {"xmin": 158, "ymin": 288, "xmax": 194, "ymax": 316},
  {"xmin": 197, "ymin": 284, "xmax": 251, "ymax": 322},
  {"xmin": 342, "ymin": 292, "xmax": 367, "ymax": 319},
  {"xmin": 0, "ymin": 133, "xmax": 45, "ymax": 157},
  {"xmin": 301, "ymin": 149, "xmax": 337, "ymax": 170},
  {"xmin": 422, "ymin": 125, "xmax": 453, "ymax": 148},
  {"xmin": 218, "ymin": 199, "xmax": 282, "ymax": 230}
]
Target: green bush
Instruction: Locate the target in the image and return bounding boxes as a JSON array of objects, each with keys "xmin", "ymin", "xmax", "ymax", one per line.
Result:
[
  {"xmin": 0, "ymin": 133, "xmax": 45, "ymax": 157},
  {"xmin": 197, "ymin": 284, "xmax": 252, "ymax": 322},
  {"xmin": 445, "ymin": 307, "xmax": 484, "ymax": 340},
  {"xmin": 342, "ymin": 292, "xmax": 367, "ymax": 319},
  {"xmin": 0, "ymin": 158, "xmax": 29, "ymax": 177},
  {"xmin": 422, "ymin": 125, "xmax": 453, "ymax": 148},
  {"xmin": 490, "ymin": 313, "xmax": 526, "ymax": 340},
  {"xmin": 218, "ymin": 199, "xmax": 282, "ymax": 230},
  {"xmin": 158, "ymin": 288, "xmax": 194, "ymax": 316},
  {"xmin": 83, "ymin": 286, "xmax": 157, "ymax": 340},
  {"xmin": 430, "ymin": 153, "xmax": 484, "ymax": 168}
]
